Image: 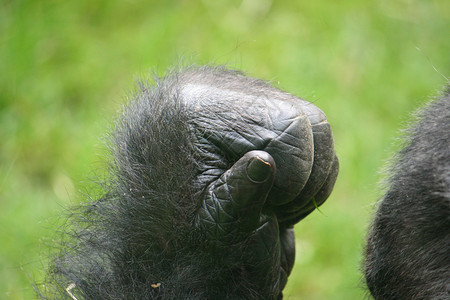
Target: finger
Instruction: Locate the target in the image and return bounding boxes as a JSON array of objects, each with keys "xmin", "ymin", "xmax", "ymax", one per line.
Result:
[
  {"xmin": 296, "ymin": 102, "xmax": 335, "ymax": 202},
  {"xmin": 314, "ymin": 153, "xmax": 339, "ymax": 204},
  {"xmin": 274, "ymin": 104, "xmax": 335, "ymax": 215},
  {"xmin": 263, "ymin": 108, "xmax": 314, "ymax": 206},
  {"xmin": 197, "ymin": 150, "xmax": 276, "ymax": 242},
  {"xmin": 279, "ymin": 154, "xmax": 339, "ymax": 227}
]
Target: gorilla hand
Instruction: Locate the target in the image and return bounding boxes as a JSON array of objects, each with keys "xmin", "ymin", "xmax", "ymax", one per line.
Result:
[
  {"xmin": 42, "ymin": 66, "xmax": 338, "ymax": 300},
  {"xmin": 174, "ymin": 66, "xmax": 339, "ymax": 298}
]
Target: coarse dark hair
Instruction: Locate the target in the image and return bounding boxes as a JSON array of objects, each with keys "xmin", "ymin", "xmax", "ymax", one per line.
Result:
[{"xmin": 364, "ymin": 87, "xmax": 450, "ymax": 299}]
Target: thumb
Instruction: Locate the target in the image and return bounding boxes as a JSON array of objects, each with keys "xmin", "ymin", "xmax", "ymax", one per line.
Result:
[{"xmin": 198, "ymin": 150, "xmax": 276, "ymax": 242}]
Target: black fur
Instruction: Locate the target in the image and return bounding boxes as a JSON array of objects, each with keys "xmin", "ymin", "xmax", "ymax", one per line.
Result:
[
  {"xmin": 41, "ymin": 68, "xmax": 200, "ymax": 299},
  {"xmin": 365, "ymin": 87, "xmax": 450, "ymax": 299}
]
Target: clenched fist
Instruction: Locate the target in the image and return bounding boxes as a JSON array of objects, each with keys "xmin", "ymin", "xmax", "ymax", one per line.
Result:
[{"xmin": 43, "ymin": 66, "xmax": 338, "ymax": 300}]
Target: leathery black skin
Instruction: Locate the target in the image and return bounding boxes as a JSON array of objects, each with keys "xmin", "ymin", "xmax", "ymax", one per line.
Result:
[{"xmin": 40, "ymin": 66, "xmax": 338, "ymax": 299}]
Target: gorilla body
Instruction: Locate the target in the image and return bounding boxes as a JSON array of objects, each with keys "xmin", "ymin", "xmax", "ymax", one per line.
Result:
[
  {"xmin": 365, "ymin": 88, "xmax": 450, "ymax": 299},
  {"xmin": 42, "ymin": 66, "xmax": 449, "ymax": 299}
]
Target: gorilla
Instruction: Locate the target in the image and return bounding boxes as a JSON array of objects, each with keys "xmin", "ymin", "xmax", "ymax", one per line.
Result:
[
  {"xmin": 40, "ymin": 66, "xmax": 339, "ymax": 299},
  {"xmin": 364, "ymin": 87, "xmax": 450, "ymax": 299},
  {"xmin": 40, "ymin": 65, "xmax": 449, "ymax": 299}
]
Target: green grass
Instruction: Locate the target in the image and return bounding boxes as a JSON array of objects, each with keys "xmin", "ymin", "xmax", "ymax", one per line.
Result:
[{"xmin": 1, "ymin": 0, "xmax": 448, "ymax": 299}]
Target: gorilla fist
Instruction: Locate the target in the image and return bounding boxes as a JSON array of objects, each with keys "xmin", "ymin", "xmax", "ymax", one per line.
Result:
[{"xmin": 43, "ymin": 66, "xmax": 338, "ymax": 299}]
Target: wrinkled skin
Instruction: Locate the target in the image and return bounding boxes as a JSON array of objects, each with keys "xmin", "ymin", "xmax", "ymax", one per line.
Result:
[
  {"xmin": 41, "ymin": 66, "xmax": 338, "ymax": 299},
  {"xmin": 178, "ymin": 68, "xmax": 339, "ymax": 297}
]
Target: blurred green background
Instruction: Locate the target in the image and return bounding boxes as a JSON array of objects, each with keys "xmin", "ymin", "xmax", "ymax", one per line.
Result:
[{"xmin": 0, "ymin": 0, "xmax": 448, "ymax": 299}]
